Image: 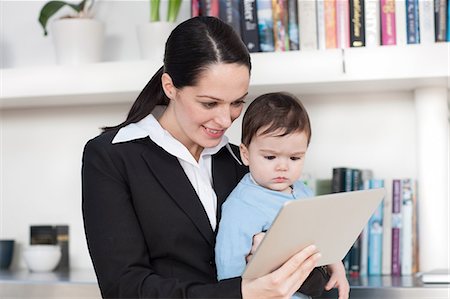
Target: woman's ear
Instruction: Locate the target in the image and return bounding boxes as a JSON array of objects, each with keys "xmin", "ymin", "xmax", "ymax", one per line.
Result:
[
  {"xmin": 161, "ymin": 73, "xmax": 176, "ymax": 100},
  {"xmin": 239, "ymin": 144, "xmax": 250, "ymax": 166}
]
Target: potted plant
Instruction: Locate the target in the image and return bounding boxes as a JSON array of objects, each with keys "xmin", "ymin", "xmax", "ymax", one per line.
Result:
[
  {"xmin": 38, "ymin": 0, "xmax": 104, "ymax": 65},
  {"xmin": 137, "ymin": 0, "xmax": 183, "ymax": 60}
]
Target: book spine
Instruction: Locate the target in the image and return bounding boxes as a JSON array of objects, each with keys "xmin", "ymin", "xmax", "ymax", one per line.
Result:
[
  {"xmin": 406, "ymin": 0, "xmax": 420, "ymax": 43},
  {"xmin": 332, "ymin": 167, "xmax": 347, "ymax": 193},
  {"xmin": 368, "ymin": 179, "xmax": 384, "ymax": 276},
  {"xmin": 391, "ymin": 179, "xmax": 402, "ymax": 276},
  {"xmin": 434, "ymin": 0, "xmax": 447, "ymax": 41},
  {"xmin": 287, "ymin": 0, "xmax": 299, "ymax": 51},
  {"xmin": 349, "ymin": 236, "xmax": 361, "ymax": 277},
  {"xmin": 344, "ymin": 168, "xmax": 353, "ymax": 191},
  {"xmin": 299, "ymin": 0, "xmax": 319, "ymax": 50},
  {"xmin": 192, "ymin": 0, "xmax": 201, "ymax": 17},
  {"xmin": 359, "ymin": 175, "xmax": 372, "ymax": 276},
  {"xmin": 210, "ymin": 0, "xmax": 220, "ymax": 16},
  {"xmin": 219, "ymin": 0, "xmax": 242, "ymax": 37},
  {"xmin": 364, "ymin": 0, "xmax": 380, "ymax": 46},
  {"xmin": 256, "ymin": 0, "xmax": 275, "ymax": 51},
  {"xmin": 54, "ymin": 225, "xmax": 69, "ymax": 272},
  {"xmin": 447, "ymin": 1, "xmax": 450, "ymax": 40},
  {"xmin": 419, "ymin": 0, "xmax": 436, "ymax": 44},
  {"xmin": 350, "ymin": 0, "xmax": 365, "ymax": 47},
  {"xmin": 401, "ymin": 179, "xmax": 413, "ymax": 275},
  {"xmin": 381, "ymin": 179, "xmax": 393, "ymax": 275},
  {"xmin": 325, "ymin": 0, "xmax": 338, "ymax": 48},
  {"xmin": 241, "ymin": 0, "xmax": 261, "ymax": 52},
  {"xmin": 411, "ymin": 180, "xmax": 419, "ymax": 273},
  {"xmin": 395, "ymin": 0, "xmax": 407, "ymax": 45},
  {"xmin": 317, "ymin": 0, "xmax": 328, "ymax": 49},
  {"xmin": 336, "ymin": 0, "xmax": 351, "ymax": 48},
  {"xmin": 381, "ymin": 0, "xmax": 397, "ymax": 45}
]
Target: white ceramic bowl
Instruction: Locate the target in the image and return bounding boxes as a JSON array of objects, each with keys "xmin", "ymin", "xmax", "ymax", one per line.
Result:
[{"xmin": 23, "ymin": 245, "xmax": 61, "ymax": 272}]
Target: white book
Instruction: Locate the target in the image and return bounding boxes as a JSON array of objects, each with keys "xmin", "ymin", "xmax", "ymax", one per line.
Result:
[
  {"xmin": 421, "ymin": 269, "xmax": 450, "ymax": 283},
  {"xmin": 382, "ymin": 179, "xmax": 393, "ymax": 275},
  {"xmin": 401, "ymin": 179, "xmax": 413, "ymax": 275},
  {"xmin": 419, "ymin": 0, "xmax": 435, "ymax": 43},
  {"xmin": 316, "ymin": 0, "xmax": 327, "ymax": 50},
  {"xmin": 360, "ymin": 225, "xmax": 369, "ymax": 275},
  {"xmin": 395, "ymin": 0, "xmax": 407, "ymax": 45},
  {"xmin": 364, "ymin": 0, "xmax": 380, "ymax": 47},
  {"xmin": 299, "ymin": 0, "xmax": 318, "ymax": 50}
]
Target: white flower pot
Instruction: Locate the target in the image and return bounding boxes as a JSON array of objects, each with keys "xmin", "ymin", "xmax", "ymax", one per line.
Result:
[
  {"xmin": 137, "ymin": 22, "xmax": 177, "ymax": 61},
  {"xmin": 51, "ymin": 18, "xmax": 104, "ymax": 65}
]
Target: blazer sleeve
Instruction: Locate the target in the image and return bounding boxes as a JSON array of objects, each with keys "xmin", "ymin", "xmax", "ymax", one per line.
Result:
[{"xmin": 82, "ymin": 137, "xmax": 242, "ymax": 299}]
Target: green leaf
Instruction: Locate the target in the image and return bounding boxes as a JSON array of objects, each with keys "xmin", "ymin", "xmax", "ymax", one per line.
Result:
[
  {"xmin": 38, "ymin": 1, "xmax": 83, "ymax": 36},
  {"xmin": 150, "ymin": 0, "xmax": 160, "ymax": 22},
  {"xmin": 167, "ymin": 0, "xmax": 182, "ymax": 22}
]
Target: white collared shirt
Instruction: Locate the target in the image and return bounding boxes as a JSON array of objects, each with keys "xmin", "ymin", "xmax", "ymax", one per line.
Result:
[{"xmin": 112, "ymin": 112, "xmax": 241, "ymax": 231}]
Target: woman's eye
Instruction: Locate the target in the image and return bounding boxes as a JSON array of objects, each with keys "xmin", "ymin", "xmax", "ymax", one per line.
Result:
[
  {"xmin": 202, "ymin": 102, "xmax": 217, "ymax": 109},
  {"xmin": 264, "ymin": 156, "xmax": 276, "ymax": 160},
  {"xmin": 232, "ymin": 100, "xmax": 246, "ymax": 107}
]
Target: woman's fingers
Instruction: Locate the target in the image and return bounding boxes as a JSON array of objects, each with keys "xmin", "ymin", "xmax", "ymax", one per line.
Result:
[{"xmin": 272, "ymin": 245, "xmax": 320, "ymax": 280}]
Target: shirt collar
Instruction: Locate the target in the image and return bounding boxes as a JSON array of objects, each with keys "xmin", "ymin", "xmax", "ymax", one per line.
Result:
[{"xmin": 112, "ymin": 112, "xmax": 241, "ymax": 166}]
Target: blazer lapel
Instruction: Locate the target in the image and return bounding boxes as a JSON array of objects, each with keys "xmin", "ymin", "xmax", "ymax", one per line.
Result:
[{"xmin": 139, "ymin": 138, "xmax": 214, "ymax": 246}]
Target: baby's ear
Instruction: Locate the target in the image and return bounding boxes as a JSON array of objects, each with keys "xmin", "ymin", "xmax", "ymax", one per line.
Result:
[{"xmin": 239, "ymin": 144, "xmax": 250, "ymax": 166}]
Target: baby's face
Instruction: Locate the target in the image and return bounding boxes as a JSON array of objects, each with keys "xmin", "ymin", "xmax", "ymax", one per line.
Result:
[{"xmin": 240, "ymin": 129, "xmax": 309, "ymax": 194}]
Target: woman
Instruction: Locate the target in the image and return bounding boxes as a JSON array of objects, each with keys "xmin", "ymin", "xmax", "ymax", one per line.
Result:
[{"xmin": 82, "ymin": 16, "xmax": 322, "ymax": 298}]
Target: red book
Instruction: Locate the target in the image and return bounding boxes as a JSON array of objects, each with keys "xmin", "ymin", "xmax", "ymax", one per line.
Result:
[{"xmin": 380, "ymin": 0, "xmax": 396, "ymax": 45}]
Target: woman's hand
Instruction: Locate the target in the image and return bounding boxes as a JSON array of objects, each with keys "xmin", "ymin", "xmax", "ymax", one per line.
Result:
[
  {"xmin": 324, "ymin": 262, "xmax": 350, "ymax": 299},
  {"xmin": 241, "ymin": 245, "xmax": 321, "ymax": 299}
]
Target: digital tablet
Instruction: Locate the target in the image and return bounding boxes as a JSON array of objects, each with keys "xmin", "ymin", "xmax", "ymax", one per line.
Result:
[{"xmin": 242, "ymin": 188, "xmax": 385, "ymax": 279}]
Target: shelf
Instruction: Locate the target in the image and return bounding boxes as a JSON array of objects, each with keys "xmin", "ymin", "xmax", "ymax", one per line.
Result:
[{"xmin": 1, "ymin": 43, "xmax": 448, "ymax": 110}]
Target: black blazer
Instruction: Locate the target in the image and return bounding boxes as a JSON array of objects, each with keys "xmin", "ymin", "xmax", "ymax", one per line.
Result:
[
  {"xmin": 82, "ymin": 130, "xmax": 248, "ymax": 298},
  {"xmin": 82, "ymin": 130, "xmax": 327, "ymax": 299}
]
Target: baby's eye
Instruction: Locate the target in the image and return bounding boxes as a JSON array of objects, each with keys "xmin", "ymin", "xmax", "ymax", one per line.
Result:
[
  {"xmin": 290, "ymin": 157, "xmax": 301, "ymax": 161},
  {"xmin": 264, "ymin": 156, "xmax": 276, "ymax": 160}
]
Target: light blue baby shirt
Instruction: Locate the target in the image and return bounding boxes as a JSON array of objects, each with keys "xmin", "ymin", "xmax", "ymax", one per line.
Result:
[{"xmin": 215, "ymin": 173, "xmax": 313, "ymax": 298}]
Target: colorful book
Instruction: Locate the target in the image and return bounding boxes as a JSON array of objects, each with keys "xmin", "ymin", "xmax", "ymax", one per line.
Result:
[
  {"xmin": 350, "ymin": 0, "xmax": 365, "ymax": 47},
  {"xmin": 272, "ymin": 0, "xmax": 289, "ymax": 51},
  {"xmin": 192, "ymin": 0, "xmax": 201, "ymax": 17},
  {"xmin": 219, "ymin": 0, "xmax": 242, "ymax": 37},
  {"xmin": 391, "ymin": 179, "xmax": 402, "ymax": 276},
  {"xmin": 256, "ymin": 0, "xmax": 275, "ymax": 51},
  {"xmin": 287, "ymin": 0, "xmax": 299, "ymax": 51},
  {"xmin": 336, "ymin": 0, "xmax": 350, "ymax": 48},
  {"xmin": 325, "ymin": 0, "xmax": 338, "ymax": 48},
  {"xmin": 365, "ymin": 0, "xmax": 381, "ymax": 46},
  {"xmin": 240, "ymin": 0, "xmax": 261, "ymax": 52},
  {"xmin": 406, "ymin": 0, "xmax": 420, "ymax": 44},
  {"xmin": 419, "ymin": 0, "xmax": 435, "ymax": 44},
  {"xmin": 367, "ymin": 179, "xmax": 384, "ymax": 276},
  {"xmin": 381, "ymin": 0, "xmax": 397, "ymax": 45},
  {"xmin": 359, "ymin": 170, "xmax": 373, "ymax": 276},
  {"xmin": 299, "ymin": 0, "xmax": 319, "ymax": 50},
  {"xmin": 395, "ymin": 0, "xmax": 407, "ymax": 45}
]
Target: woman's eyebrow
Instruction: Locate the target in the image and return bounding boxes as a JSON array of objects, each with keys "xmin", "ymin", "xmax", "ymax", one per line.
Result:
[{"xmin": 197, "ymin": 92, "xmax": 248, "ymax": 102}]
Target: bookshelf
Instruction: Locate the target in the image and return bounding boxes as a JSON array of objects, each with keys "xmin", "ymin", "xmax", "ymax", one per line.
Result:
[{"xmin": 1, "ymin": 43, "xmax": 448, "ymax": 109}]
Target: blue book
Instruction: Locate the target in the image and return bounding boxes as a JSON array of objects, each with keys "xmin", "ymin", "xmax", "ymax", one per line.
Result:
[
  {"xmin": 406, "ymin": 0, "xmax": 420, "ymax": 44},
  {"xmin": 256, "ymin": 0, "xmax": 275, "ymax": 52},
  {"xmin": 368, "ymin": 179, "xmax": 384, "ymax": 275}
]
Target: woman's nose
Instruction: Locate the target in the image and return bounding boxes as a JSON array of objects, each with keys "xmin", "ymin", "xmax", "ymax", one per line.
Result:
[{"xmin": 215, "ymin": 107, "xmax": 232, "ymax": 128}]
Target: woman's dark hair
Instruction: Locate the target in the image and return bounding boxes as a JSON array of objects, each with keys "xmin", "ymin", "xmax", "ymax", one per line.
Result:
[
  {"xmin": 103, "ymin": 16, "xmax": 251, "ymax": 131},
  {"xmin": 241, "ymin": 92, "xmax": 312, "ymax": 146}
]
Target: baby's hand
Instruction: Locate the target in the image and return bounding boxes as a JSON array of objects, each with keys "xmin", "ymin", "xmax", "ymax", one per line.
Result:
[{"xmin": 325, "ymin": 262, "xmax": 350, "ymax": 299}]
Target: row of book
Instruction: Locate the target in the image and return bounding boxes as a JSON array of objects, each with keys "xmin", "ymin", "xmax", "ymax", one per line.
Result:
[
  {"xmin": 306, "ymin": 168, "xmax": 418, "ymax": 276},
  {"xmin": 192, "ymin": 0, "xmax": 450, "ymax": 52}
]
